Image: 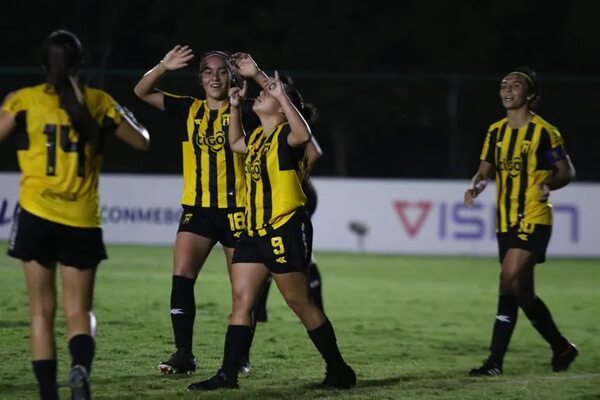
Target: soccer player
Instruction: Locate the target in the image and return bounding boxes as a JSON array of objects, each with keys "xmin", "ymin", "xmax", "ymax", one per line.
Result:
[
  {"xmin": 134, "ymin": 46, "xmax": 253, "ymax": 374},
  {"xmin": 254, "ymin": 101, "xmax": 325, "ymax": 322},
  {"xmin": 0, "ymin": 30, "xmax": 150, "ymax": 400},
  {"xmin": 188, "ymin": 53, "xmax": 355, "ymax": 391},
  {"xmin": 465, "ymin": 66, "xmax": 578, "ymax": 376}
]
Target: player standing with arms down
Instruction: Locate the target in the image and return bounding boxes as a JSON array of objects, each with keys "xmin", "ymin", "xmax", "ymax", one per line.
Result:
[
  {"xmin": 465, "ymin": 67, "xmax": 578, "ymax": 376},
  {"xmin": 0, "ymin": 30, "xmax": 150, "ymax": 400}
]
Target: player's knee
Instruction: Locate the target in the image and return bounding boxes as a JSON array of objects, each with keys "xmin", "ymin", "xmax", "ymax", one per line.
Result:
[
  {"xmin": 231, "ymin": 289, "xmax": 253, "ymax": 313},
  {"xmin": 500, "ymin": 275, "xmax": 519, "ymax": 295},
  {"xmin": 30, "ymin": 301, "xmax": 56, "ymax": 319},
  {"xmin": 30, "ymin": 313, "xmax": 55, "ymax": 331},
  {"xmin": 172, "ymin": 264, "xmax": 199, "ymax": 279},
  {"xmin": 283, "ymin": 295, "xmax": 310, "ymax": 316},
  {"xmin": 63, "ymin": 304, "xmax": 91, "ymax": 322}
]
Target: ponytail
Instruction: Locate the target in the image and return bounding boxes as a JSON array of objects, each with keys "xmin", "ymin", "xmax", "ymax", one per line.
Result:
[{"xmin": 42, "ymin": 30, "xmax": 98, "ymax": 154}]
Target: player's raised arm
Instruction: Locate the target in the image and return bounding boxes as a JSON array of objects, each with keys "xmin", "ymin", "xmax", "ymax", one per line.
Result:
[
  {"xmin": 231, "ymin": 52, "xmax": 269, "ymax": 90},
  {"xmin": 228, "ymin": 81, "xmax": 248, "ymax": 154},
  {"xmin": 134, "ymin": 45, "xmax": 194, "ymax": 111}
]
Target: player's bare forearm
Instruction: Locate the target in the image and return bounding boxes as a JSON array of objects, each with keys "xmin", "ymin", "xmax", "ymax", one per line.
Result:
[
  {"xmin": 228, "ymin": 105, "xmax": 246, "ymax": 153},
  {"xmin": 281, "ymin": 98, "xmax": 311, "ymax": 147},
  {"xmin": 133, "ymin": 63, "xmax": 167, "ymax": 109},
  {"xmin": 464, "ymin": 161, "xmax": 493, "ymax": 207},
  {"xmin": 0, "ymin": 111, "xmax": 16, "ymax": 143}
]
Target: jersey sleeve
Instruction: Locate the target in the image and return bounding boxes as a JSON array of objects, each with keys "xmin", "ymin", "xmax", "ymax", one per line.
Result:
[
  {"xmin": 1, "ymin": 89, "xmax": 28, "ymax": 116},
  {"xmin": 162, "ymin": 92, "xmax": 194, "ymax": 120},
  {"xmin": 479, "ymin": 125, "xmax": 496, "ymax": 163},
  {"xmin": 280, "ymin": 124, "xmax": 305, "ymax": 167},
  {"xmin": 538, "ymin": 127, "xmax": 567, "ymax": 166},
  {"xmin": 92, "ymin": 90, "xmax": 124, "ymax": 133}
]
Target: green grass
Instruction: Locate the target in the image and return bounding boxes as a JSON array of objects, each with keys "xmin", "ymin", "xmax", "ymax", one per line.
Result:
[{"xmin": 0, "ymin": 243, "xmax": 599, "ymax": 399}]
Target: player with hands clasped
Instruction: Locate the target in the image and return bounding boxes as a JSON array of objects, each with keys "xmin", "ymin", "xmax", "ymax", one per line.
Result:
[
  {"xmin": 465, "ymin": 66, "xmax": 578, "ymax": 377},
  {"xmin": 188, "ymin": 54, "xmax": 355, "ymax": 391}
]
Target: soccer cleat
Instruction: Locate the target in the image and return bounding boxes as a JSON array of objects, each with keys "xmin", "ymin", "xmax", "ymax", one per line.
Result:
[
  {"xmin": 69, "ymin": 365, "xmax": 91, "ymax": 400},
  {"xmin": 239, "ymin": 358, "xmax": 252, "ymax": 374},
  {"xmin": 158, "ymin": 350, "xmax": 197, "ymax": 375},
  {"xmin": 187, "ymin": 371, "xmax": 239, "ymax": 391},
  {"xmin": 321, "ymin": 363, "xmax": 356, "ymax": 389},
  {"xmin": 552, "ymin": 342, "xmax": 578, "ymax": 372},
  {"xmin": 469, "ymin": 358, "xmax": 503, "ymax": 376}
]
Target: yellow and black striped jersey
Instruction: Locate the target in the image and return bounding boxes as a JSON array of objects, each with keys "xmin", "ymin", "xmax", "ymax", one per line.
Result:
[
  {"xmin": 2, "ymin": 83, "xmax": 123, "ymax": 228},
  {"xmin": 243, "ymin": 123, "xmax": 306, "ymax": 236},
  {"xmin": 163, "ymin": 93, "xmax": 245, "ymax": 208},
  {"xmin": 480, "ymin": 114, "xmax": 567, "ymax": 232}
]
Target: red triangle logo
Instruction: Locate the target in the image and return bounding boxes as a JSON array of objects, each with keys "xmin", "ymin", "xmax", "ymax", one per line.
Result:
[{"xmin": 393, "ymin": 201, "xmax": 433, "ymax": 237}]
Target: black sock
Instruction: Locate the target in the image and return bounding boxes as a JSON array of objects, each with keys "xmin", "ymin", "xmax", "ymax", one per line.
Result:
[
  {"xmin": 244, "ymin": 309, "xmax": 259, "ymax": 363},
  {"xmin": 522, "ymin": 296, "xmax": 568, "ymax": 352},
  {"xmin": 221, "ymin": 325, "xmax": 252, "ymax": 379},
  {"xmin": 170, "ymin": 275, "xmax": 196, "ymax": 353},
  {"xmin": 32, "ymin": 359, "xmax": 58, "ymax": 400},
  {"xmin": 489, "ymin": 295, "xmax": 518, "ymax": 365},
  {"xmin": 308, "ymin": 320, "xmax": 346, "ymax": 368},
  {"xmin": 254, "ymin": 276, "xmax": 272, "ymax": 322},
  {"xmin": 308, "ymin": 262, "xmax": 324, "ymax": 313},
  {"xmin": 68, "ymin": 334, "xmax": 95, "ymax": 374}
]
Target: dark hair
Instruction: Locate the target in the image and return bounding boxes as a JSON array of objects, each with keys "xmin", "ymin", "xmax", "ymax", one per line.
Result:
[
  {"xmin": 300, "ymin": 102, "xmax": 319, "ymax": 124},
  {"xmin": 277, "ymin": 74, "xmax": 305, "ymax": 115},
  {"xmin": 42, "ymin": 30, "xmax": 97, "ymax": 153},
  {"xmin": 283, "ymin": 84, "xmax": 305, "ymax": 114},
  {"xmin": 506, "ymin": 65, "xmax": 539, "ymax": 107},
  {"xmin": 199, "ymin": 51, "xmax": 243, "ymax": 88}
]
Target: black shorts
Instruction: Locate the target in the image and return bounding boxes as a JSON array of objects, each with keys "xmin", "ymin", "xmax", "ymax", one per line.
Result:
[
  {"xmin": 7, "ymin": 205, "xmax": 107, "ymax": 269},
  {"xmin": 177, "ymin": 206, "xmax": 245, "ymax": 248},
  {"xmin": 232, "ymin": 208, "xmax": 313, "ymax": 274},
  {"xmin": 497, "ymin": 223, "xmax": 552, "ymax": 264}
]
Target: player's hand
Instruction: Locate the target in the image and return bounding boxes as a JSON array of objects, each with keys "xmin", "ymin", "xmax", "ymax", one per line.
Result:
[
  {"xmin": 538, "ymin": 182, "xmax": 550, "ymax": 202},
  {"xmin": 464, "ymin": 189, "xmax": 476, "ymax": 208},
  {"xmin": 230, "ymin": 53, "xmax": 260, "ymax": 78},
  {"xmin": 464, "ymin": 180, "xmax": 487, "ymax": 208},
  {"xmin": 265, "ymin": 71, "xmax": 285, "ymax": 99},
  {"xmin": 229, "ymin": 81, "xmax": 247, "ymax": 107},
  {"xmin": 160, "ymin": 45, "xmax": 194, "ymax": 71}
]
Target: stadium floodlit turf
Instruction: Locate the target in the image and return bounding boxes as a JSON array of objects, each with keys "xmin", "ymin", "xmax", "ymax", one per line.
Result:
[{"xmin": 1, "ymin": 243, "xmax": 598, "ymax": 399}]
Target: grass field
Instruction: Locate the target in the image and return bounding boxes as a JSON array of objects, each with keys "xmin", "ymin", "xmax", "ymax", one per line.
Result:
[{"xmin": 0, "ymin": 243, "xmax": 598, "ymax": 400}]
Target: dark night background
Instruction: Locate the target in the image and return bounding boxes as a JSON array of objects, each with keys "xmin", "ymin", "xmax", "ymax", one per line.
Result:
[{"xmin": 1, "ymin": 0, "xmax": 599, "ymax": 180}]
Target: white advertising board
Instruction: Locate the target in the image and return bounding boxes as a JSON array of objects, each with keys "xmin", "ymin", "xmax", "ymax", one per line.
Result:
[{"xmin": 1, "ymin": 173, "xmax": 598, "ymax": 257}]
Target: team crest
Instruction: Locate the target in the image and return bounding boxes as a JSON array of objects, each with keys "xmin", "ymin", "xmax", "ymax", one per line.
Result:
[
  {"xmin": 262, "ymin": 143, "xmax": 271, "ymax": 156},
  {"xmin": 521, "ymin": 140, "xmax": 531, "ymax": 154},
  {"xmin": 221, "ymin": 114, "xmax": 230, "ymax": 126},
  {"xmin": 182, "ymin": 213, "xmax": 193, "ymax": 224}
]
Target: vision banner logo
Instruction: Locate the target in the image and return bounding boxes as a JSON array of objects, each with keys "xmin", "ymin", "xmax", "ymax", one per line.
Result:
[
  {"xmin": 393, "ymin": 199, "xmax": 579, "ymax": 242},
  {"xmin": 393, "ymin": 201, "xmax": 432, "ymax": 237}
]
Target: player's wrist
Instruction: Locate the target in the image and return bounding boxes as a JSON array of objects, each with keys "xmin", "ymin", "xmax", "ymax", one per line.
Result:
[{"xmin": 157, "ymin": 60, "xmax": 168, "ymax": 73}]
